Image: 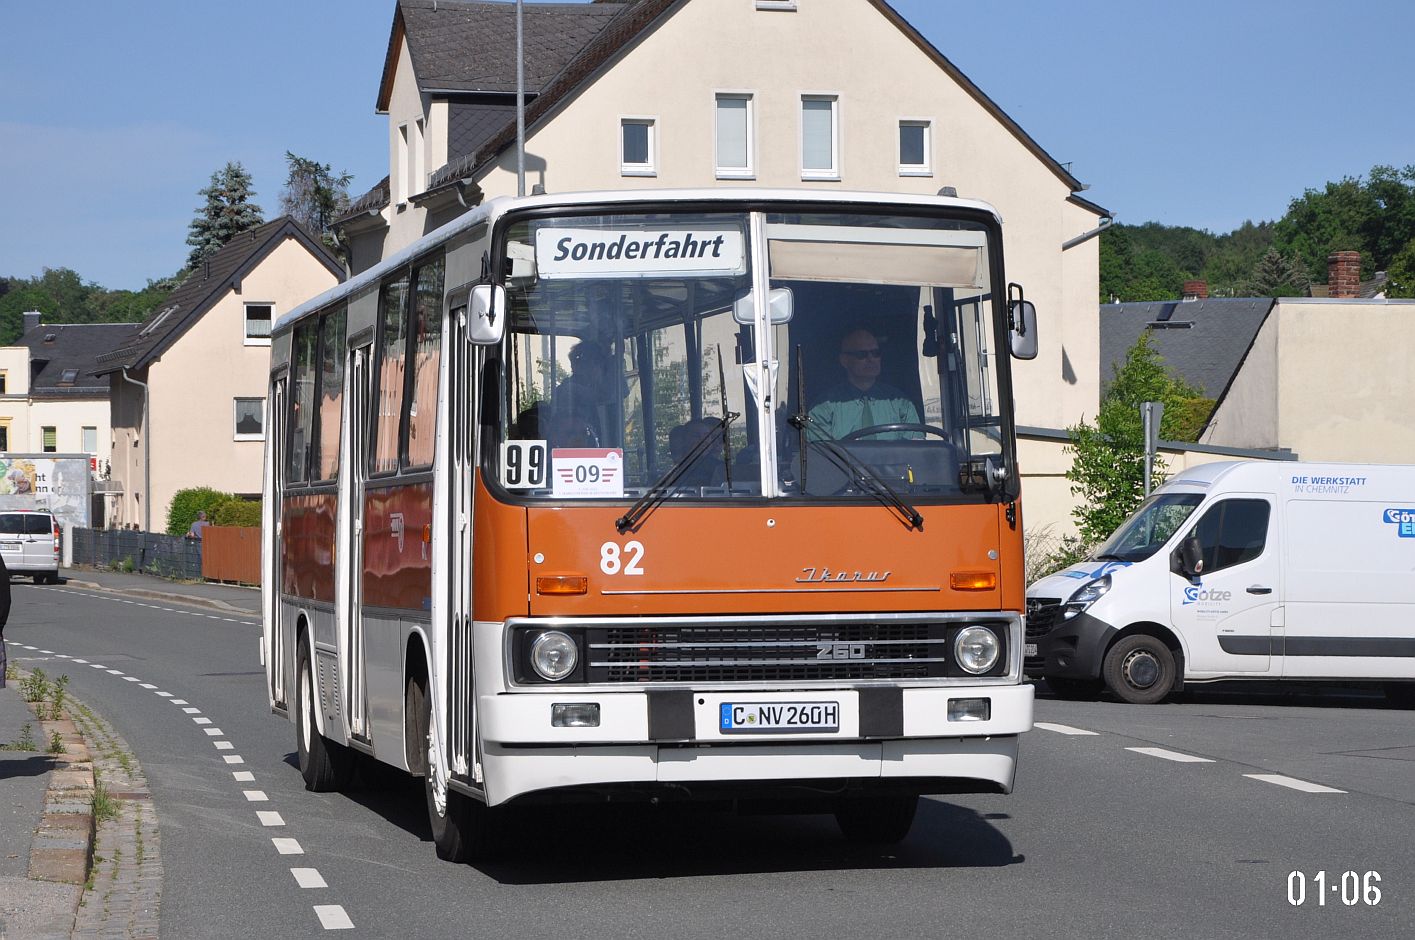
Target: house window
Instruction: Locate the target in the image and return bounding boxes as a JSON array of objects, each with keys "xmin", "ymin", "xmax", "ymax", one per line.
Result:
[
  {"xmin": 82, "ymin": 426, "xmax": 97, "ymax": 454},
  {"xmin": 58, "ymin": 369, "xmax": 79, "ymax": 386},
  {"xmin": 41, "ymin": 426, "xmax": 57, "ymax": 453},
  {"xmin": 715, "ymin": 94, "xmax": 754, "ymax": 179},
  {"xmin": 0, "ymin": 371, "xmax": 8, "ymax": 394},
  {"xmin": 755, "ymin": 0, "xmax": 797, "ymax": 8},
  {"xmin": 801, "ymin": 95, "xmax": 839, "ymax": 179},
  {"xmin": 234, "ymin": 398, "xmax": 265, "ymax": 441},
  {"xmin": 245, "ymin": 303, "xmax": 273, "ymax": 344},
  {"xmin": 620, "ymin": 118, "xmax": 657, "ymax": 177},
  {"xmin": 899, "ymin": 120, "xmax": 932, "ymax": 176},
  {"xmin": 0, "ymin": 422, "xmax": 9, "ymax": 451}
]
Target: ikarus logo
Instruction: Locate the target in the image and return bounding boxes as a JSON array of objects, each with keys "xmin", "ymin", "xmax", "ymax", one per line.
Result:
[
  {"xmin": 1182, "ymin": 581, "xmax": 1232, "ymax": 606},
  {"xmin": 1382, "ymin": 507, "xmax": 1415, "ymax": 538}
]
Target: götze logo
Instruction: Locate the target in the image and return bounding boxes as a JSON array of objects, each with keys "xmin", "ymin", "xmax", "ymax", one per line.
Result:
[
  {"xmin": 1382, "ymin": 507, "xmax": 1415, "ymax": 538},
  {"xmin": 1183, "ymin": 582, "xmax": 1232, "ymax": 606}
]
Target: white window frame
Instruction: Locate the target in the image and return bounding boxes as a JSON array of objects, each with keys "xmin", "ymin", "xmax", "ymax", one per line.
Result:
[
  {"xmin": 233, "ymin": 397, "xmax": 266, "ymax": 442},
  {"xmin": 898, "ymin": 118, "xmax": 933, "ymax": 177},
  {"xmin": 244, "ymin": 302, "xmax": 274, "ymax": 346},
  {"xmin": 396, "ymin": 122, "xmax": 410, "ymax": 207},
  {"xmin": 714, "ymin": 92, "xmax": 756, "ymax": 180},
  {"xmin": 799, "ymin": 93, "xmax": 841, "ymax": 181},
  {"xmin": 82, "ymin": 426, "xmax": 97, "ymax": 455},
  {"xmin": 755, "ymin": 0, "xmax": 797, "ymax": 9},
  {"xmin": 619, "ymin": 116, "xmax": 658, "ymax": 177}
]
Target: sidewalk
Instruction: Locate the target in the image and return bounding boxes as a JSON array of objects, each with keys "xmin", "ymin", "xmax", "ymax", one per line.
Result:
[
  {"xmin": 60, "ymin": 567, "xmax": 259, "ymax": 617},
  {"xmin": 0, "ymin": 670, "xmax": 81, "ymax": 939}
]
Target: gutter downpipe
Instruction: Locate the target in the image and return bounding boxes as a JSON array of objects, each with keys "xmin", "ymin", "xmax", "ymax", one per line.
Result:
[
  {"xmin": 1062, "ymin": 215, "xmax": 1114, "ymax": 251},
  {"xmin": 119, "ymin": 367, "xmax": 151, "ymax": 533}
]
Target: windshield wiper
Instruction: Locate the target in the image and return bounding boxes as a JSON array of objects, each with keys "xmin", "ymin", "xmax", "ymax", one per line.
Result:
[
  {"xmin": 615, "ymin": 411, "xmax": 739, "ymax": 534},
  {"xmin": 793, "ymin": 415, "xmax": 923, "ymax": 531}
]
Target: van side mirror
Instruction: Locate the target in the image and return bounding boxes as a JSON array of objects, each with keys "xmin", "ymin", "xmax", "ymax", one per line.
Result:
[
  {"xmin": 1172, "ymin": 535, "xmax": 1204, "ymax": 579},
  {"xmin": 469, "ymin": 284, "xmax": 507, "ymax": 345},
  {"xmin": 733, "ymin": 286, "xmax": 794, "ymax": 325},
  {"xmin": 1009, "ymin": 299, "xmax": 1038, "ymax": 360}
]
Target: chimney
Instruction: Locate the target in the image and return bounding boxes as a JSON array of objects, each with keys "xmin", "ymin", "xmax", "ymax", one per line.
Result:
[
  {"xmin": 1181, "ymin": 280, "xmax": 1208, "ymax": 301},
  {"xmin": 22, "ymin": 310, "xmax": 42, "ymax": 334},
  {"xmin": 1328, "ymin": 251, "xmax": 1361, "ymax": 299}
]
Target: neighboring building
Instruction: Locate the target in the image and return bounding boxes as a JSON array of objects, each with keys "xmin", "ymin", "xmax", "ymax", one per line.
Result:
[
  {"xmin": 338, "ymin": 0, "xmax": 1109, "ymax": 442},
  {"xmin": 1099, "ymin": 296, "xmax": 1275, "ymax": 400},
  {"xmin": 94, "ymin": 218, "xmax": 343, "ymax": 531},
  {"xmin": 0, "ymin": 311, "xmax": 134, "ymax": 470}
]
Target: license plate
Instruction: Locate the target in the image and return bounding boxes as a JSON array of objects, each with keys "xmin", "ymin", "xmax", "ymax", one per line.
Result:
[
  {"xmin": 720, "ymin": 701, "xmax": 840, "ymax": 734},
  {"xmin": 1024, "ymin": 643, "xmax": 1038, "ymax": 657}
]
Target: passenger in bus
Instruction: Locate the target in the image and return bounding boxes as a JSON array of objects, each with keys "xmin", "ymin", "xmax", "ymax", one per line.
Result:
[
  {"xmin": 668, "ymin": 417, "xmax": 727, "ymax": 487},
  {"xmin": 552, "ymin": 340, "xmax": 624, "ymax": 444},
  {"xmin": 807, "ymin": 327, "xmax": 920, "ymax": 439}
]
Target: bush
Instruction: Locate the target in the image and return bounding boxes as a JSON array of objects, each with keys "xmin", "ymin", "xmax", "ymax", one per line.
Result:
[
  {"xmin": 166, "ymin": 487, "xmax": 234, "ymax": 536},
  {"xmin": 213, "ymin": 500, "xmax": 262, "ymax": 528}
]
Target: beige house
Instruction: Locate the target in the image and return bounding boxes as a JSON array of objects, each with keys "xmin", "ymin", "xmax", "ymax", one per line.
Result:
[
  {"xmin": 338, "ymin": 0, "xmax": 1109, "ymax": 445},
  {"xmin": 94, "ymin": 218, "xmax": 342, "ymax": 531},
  {"xmin": 0, "ymin": 312, "xmax": 131, "ymax": 469}
]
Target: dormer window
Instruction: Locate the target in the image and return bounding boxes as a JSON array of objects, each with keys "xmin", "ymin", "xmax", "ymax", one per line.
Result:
[
  {"xmin": 140, "ymin": 306, "xmax": 176, "ymax": 337},
  {"xmin": 58, "ymin": 369, "xmax": 79, "ymax": 386}
]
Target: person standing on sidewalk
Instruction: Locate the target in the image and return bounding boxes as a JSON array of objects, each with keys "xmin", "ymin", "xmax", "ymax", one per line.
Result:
[{"xmin": 0, "ymin": 554, "xmax": 11, "ymax": 689}]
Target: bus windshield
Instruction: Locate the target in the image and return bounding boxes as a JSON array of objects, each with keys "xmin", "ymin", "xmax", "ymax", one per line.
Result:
[{"xmin": 490, "ymin": 208, "xmax": 1007, "ymax": 503}]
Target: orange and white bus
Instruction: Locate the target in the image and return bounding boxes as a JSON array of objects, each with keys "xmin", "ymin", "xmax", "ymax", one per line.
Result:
[{"xmin": 263, "ymin": 188, "xmax": 1039, "ymax": 861}]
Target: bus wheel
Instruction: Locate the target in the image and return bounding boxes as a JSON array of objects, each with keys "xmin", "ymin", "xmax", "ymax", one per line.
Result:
[
  {"xmin": 1103, "ymin": 635, "xmax": 1176, "ymax": 705},
  {"xmin": 411, "ymin": 675, "xmax": 498, "ymax": 863},
  {"xmin": 296, "ymin": 636, "xmax": 353, "ymax": 792},
  {"xmin": 834, "ymin": 795, "xmax": 918, "ymax": 844}
]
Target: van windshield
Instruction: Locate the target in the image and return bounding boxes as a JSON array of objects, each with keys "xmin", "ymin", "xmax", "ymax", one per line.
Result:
[{"xmin": 1091, "ymin": 493, "xmax": 1204, "ymax": 563}]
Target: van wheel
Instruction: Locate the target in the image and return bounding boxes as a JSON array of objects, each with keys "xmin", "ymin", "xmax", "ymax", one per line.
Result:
[
  {"xmin": 1103, "ymin": 635, "xmax": 1176, "ymax": 704},
  {"xmin": 1046, "ymin": 676, "xmax": 1102, "ymax": 700},
  {"xmin": 409, "ymin": 672, "xmax": 500, "ymax": 862},
  {"xmin": 296, "ymin": 636, "xmax": 353, "ymax": 791},
  {"xmin": 834, "ymin": 795, "xmax": 918, "ymax": 844}
]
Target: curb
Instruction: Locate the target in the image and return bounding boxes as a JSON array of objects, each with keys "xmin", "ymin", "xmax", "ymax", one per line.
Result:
[{"xmin": 60, "ymin": 577, "xmax": 258, "ymax": 618}]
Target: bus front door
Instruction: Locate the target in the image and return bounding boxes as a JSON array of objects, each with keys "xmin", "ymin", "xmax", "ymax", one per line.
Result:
[{"xmin": 346, "ymin": 344, "xmax": 373, "ymax": 740}]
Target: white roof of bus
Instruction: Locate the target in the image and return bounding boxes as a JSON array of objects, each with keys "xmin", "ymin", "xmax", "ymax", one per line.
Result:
[{"xmin": 273, "ymin": 188, "xmax": 1003, "ymax": 336}]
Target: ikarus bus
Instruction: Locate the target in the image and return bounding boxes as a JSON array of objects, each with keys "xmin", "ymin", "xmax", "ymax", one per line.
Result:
[{"xmin": 262, "ymin": 188, "xmax": 1040, "ymax": 861}]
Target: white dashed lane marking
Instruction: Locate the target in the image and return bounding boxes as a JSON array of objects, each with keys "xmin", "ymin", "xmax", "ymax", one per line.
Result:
[
  {"xmin": 1245, "ymin": 773, "xmax": 1346, "ymax": 794},
  {"xmin": 223, "ymin": 755, "xmax": 245, "ymax": 765},
  {"xmin": 1126, "ymin": 746, "xmax": 1214, "ymax": 763},
  {"xmin": 258, "ymin": 811, "xmax": 286, "ymax": 827},
  {"xmin": 314, "ymin": 905, "xmax": 354, "ymax": 930},
  {"xmin": 292, "ymin": 868, "xmax": 327, "ymax": 889},
  {"xmin": 1035, "ymin": 722, "xmax": 1099, "ymax": 736},
  {"xmin": 273, "ymin": 838, "xmax": 304, "ymax": 855},
  {"xmin": 234, "ymin": 771, "xmax": 255, "ymax": 782},
  {"xmin": 244, "ymin": 790, "xmax": 269, "ymax": 802}
]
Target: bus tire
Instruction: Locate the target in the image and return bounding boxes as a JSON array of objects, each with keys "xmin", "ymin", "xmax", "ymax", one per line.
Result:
[
  {"xmin": 410, "ymin": 673, "xmax": 498, "ymax": 863},
  {"xmin": 296, "ymin": 636, "xmax": 353, "ymax": 792},
  {"xmin": 1102, "ymin": 635, "xmax": 1176, "ymax": 705},
  {"xmin": 834, "ymin": 794, "xmax": 918, "ymax": 844}
]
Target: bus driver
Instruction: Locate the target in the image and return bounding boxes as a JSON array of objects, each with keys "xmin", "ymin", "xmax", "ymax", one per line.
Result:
[{"xmin": 807, "ymin": 327, "xmax": 920, "ymax": 440}]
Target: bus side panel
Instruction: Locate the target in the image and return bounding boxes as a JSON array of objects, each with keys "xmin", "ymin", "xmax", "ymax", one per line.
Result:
[
  {"xmin": 363, "ymin": 480, "xmax": 434, "ymax": 611},
  {"xmin": 363, "ymin": 613, "xmax": 417, "ymax": 772},
  {"xmin": 471, "ymin": 473, "xmax": 530, "ymax": 623},
  {"xmin": 997, "ymin": 502, "xmax": 1025, "ymax": 614},
  {"xmin": 280, "ymin": 492, "xmax": 338, "ymax": 603}
]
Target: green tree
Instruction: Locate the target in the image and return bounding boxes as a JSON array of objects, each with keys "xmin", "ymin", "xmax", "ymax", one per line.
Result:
[
  {"xmin": 1066, "ymin": 332, "xmax": 1207, "ymax": 544},
  {"xmin": 1387, "ymin": 238, "xmax": 1415, "ymax": 298},
  {"xmin": 279, "ymin": 152, "xmax": 352, "ymax": 250},
  {"xmin": 1271, "ymin": 164, "xmax": 1415, "ymax": 284},
  {"xmin": 1246, "ymin": 248, "xmax": 1311, "ymax": 297},
  {"xmin": 186, "ymin": 162, "xmax": 264, "ymax": 269}
]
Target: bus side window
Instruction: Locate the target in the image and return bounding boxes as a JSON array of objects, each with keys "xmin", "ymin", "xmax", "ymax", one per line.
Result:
[
  {"xmin": 372, "ymin": 275, "xmax": 410, "ymax": 475},
  {"xmin": 405, "ymin": 259, "xmax": 444, "ymax": 469},
  {"xmin": 286, "ymin": 323, "xmax": 318, "ymax": 484},
  {"xmin": 314, "ymin": 307, "xmax": 347, "ymax": 480}
]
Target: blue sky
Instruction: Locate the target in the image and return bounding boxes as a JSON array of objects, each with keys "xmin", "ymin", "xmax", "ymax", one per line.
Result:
[{"xmin": 3, "ymin": 0, "xmax": 1412, "ymax": 289}]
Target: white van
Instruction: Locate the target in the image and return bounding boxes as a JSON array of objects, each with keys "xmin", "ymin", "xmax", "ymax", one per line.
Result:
[
  {"xmin": 1026, "ymin": 461, "xmax": 1415, "ymax": 704},
  {"xmin": 0, "ymin": 510, "xmax": 62, "ymax": 583}
]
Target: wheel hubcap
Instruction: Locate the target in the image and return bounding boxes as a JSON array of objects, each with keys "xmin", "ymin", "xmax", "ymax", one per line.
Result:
[
  {"xmin": 1123, "ymin": 650, "xmax": 1160, "ymax": 689},
  {"xmin": 300, "ymin": 662, "xmax": 315, "ymax": 749}
]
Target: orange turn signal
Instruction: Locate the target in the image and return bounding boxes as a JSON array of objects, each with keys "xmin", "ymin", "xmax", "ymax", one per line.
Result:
[
  {"xmin": 422, "ymin": 524, "xmax": 432, "ymax": 543},
  {"xmin": 950, "ymin": 571, "xmax": 997, "ymax": 591},
  {"xmin": 536, "ymin": 575, "xmax": 588, "ymax": 596}
]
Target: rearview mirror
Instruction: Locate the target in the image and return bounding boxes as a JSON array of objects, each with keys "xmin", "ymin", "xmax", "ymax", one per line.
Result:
[
  {"xmin": 1009, "ymin": 299, "xmax": 1038, "ymax": 360},
  {"xmin": 733, "ymin": 286, "xmax": 794, "ymax": 325},
  {"xmin": 1172, "ymin": 535, "xmax": 1204, "ymax": 579},
  {"xmin": 468, "ymin": 284, "xmax": 507, "ymax": 345}
]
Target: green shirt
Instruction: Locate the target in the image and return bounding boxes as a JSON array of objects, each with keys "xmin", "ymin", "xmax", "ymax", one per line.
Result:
[{"xmin": 807, "ymin": 383, "xmax": 920, "ymax": 440}]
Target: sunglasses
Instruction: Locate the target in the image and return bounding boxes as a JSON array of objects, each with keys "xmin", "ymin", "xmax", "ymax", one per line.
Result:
[{"xmin": 842, "ymin": 348, "xmax": 882, "ymax": 360}]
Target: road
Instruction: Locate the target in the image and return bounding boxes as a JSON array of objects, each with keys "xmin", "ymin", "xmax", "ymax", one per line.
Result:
[{"xmin": 6, "ymin": 579, "xmax": 1414, "ymax": 938}]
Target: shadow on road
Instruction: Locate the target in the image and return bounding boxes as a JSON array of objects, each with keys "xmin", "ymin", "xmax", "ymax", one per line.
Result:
[
  {"xmin": 1035, "ymin": 677, "xmax": 1409, "ymax": 711},
  {"xmin": 305, "ymin": 752, "xmax": 1022, "ymax": 883},
  {"xmin": 0, "ymin": 753, "xmax": 55, "ymax": 780}
]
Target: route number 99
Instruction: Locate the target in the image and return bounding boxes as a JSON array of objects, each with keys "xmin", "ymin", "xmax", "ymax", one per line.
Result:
[
  {"xmin": 600, "ymin": 540, "xmax": 645, "ymax": 575},
  {"xmin": 500, "ymin": 441, "xmax": 548, "ymax": 488}
]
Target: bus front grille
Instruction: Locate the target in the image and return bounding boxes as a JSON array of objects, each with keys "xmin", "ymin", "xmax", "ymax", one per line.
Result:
[{"xmin": 586, "ymin": 622, "xmax": 949, "ymax": 683}]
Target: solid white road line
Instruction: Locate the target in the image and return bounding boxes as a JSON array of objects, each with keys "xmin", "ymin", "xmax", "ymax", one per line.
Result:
[
  {"xmin": 1034, "ymin": 722, "xmax": 1100, "ymax": 736},
  {"xmin": 257, "ymin": 811, "xmax": 285, "ymax": 827},
  {"xmin": 314, "ymin": 905, "xmax": 354, "ymax": 930},
  {"xmin": 272, "ymin": 838, "xmax": 303, "ymax": 855},
  {"xmin": 1244, "ymin": 773, "xmax": 1346, "ymax": 794},
  {"xmin": 292, "ymin": 868, "xmax": 328, "ymax": 889},
  {"xmin": 1126, "ymin": 746, "xmax": 1214, "ymax": 763}
]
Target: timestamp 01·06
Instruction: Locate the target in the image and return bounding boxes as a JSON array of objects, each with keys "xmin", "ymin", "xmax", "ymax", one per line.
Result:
[{"xmin": 1287, "ymin": 870, "xmax": 1382, "ymax": 906}]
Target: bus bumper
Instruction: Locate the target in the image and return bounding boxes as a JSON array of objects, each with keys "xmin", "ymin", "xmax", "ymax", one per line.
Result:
[{"xmin": 477, "ymin": 683, "xmax": 1032, "ymax": 805}]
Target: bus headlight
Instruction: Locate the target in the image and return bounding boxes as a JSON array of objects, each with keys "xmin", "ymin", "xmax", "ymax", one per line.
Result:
[
  {"xmin": 954, "ymin": 626, "xmax": 1001, "ymax": 675},
  {"xmin": 530, "ymin": 631, "xmax": 579, "ymax": 681},
  {"xmin": 1062, "ymin": 574, "xmax": 1111, "ymax": 620}
]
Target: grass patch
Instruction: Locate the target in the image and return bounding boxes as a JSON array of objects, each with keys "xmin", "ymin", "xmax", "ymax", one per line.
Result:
[{"xmin": 91, "ymin": 781, "xmax": 119, "ymax": 825}]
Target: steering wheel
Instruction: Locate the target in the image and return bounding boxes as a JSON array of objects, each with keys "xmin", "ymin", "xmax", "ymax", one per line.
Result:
[{"xmin": 841, "ymin": 423, "xmax": 950, "ymax": 441}]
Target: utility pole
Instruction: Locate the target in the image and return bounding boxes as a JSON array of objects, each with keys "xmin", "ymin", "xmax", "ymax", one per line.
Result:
[
  {"xmin": 1142, "ymin": 401, "xmax": 1164, "ymax": 497},
  {"xmin": 516, "ymin": 0, "xmax": 526, "ymax": 197}
]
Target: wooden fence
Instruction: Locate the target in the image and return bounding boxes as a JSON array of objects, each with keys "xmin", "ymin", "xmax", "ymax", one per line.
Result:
[
  {"xmin": 70, "ymin": 525, "xmax": 261, "ymax": 586},
  {"xmin": 200, "ymin": 525, "xmax": 261, "ymax": 585}
]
